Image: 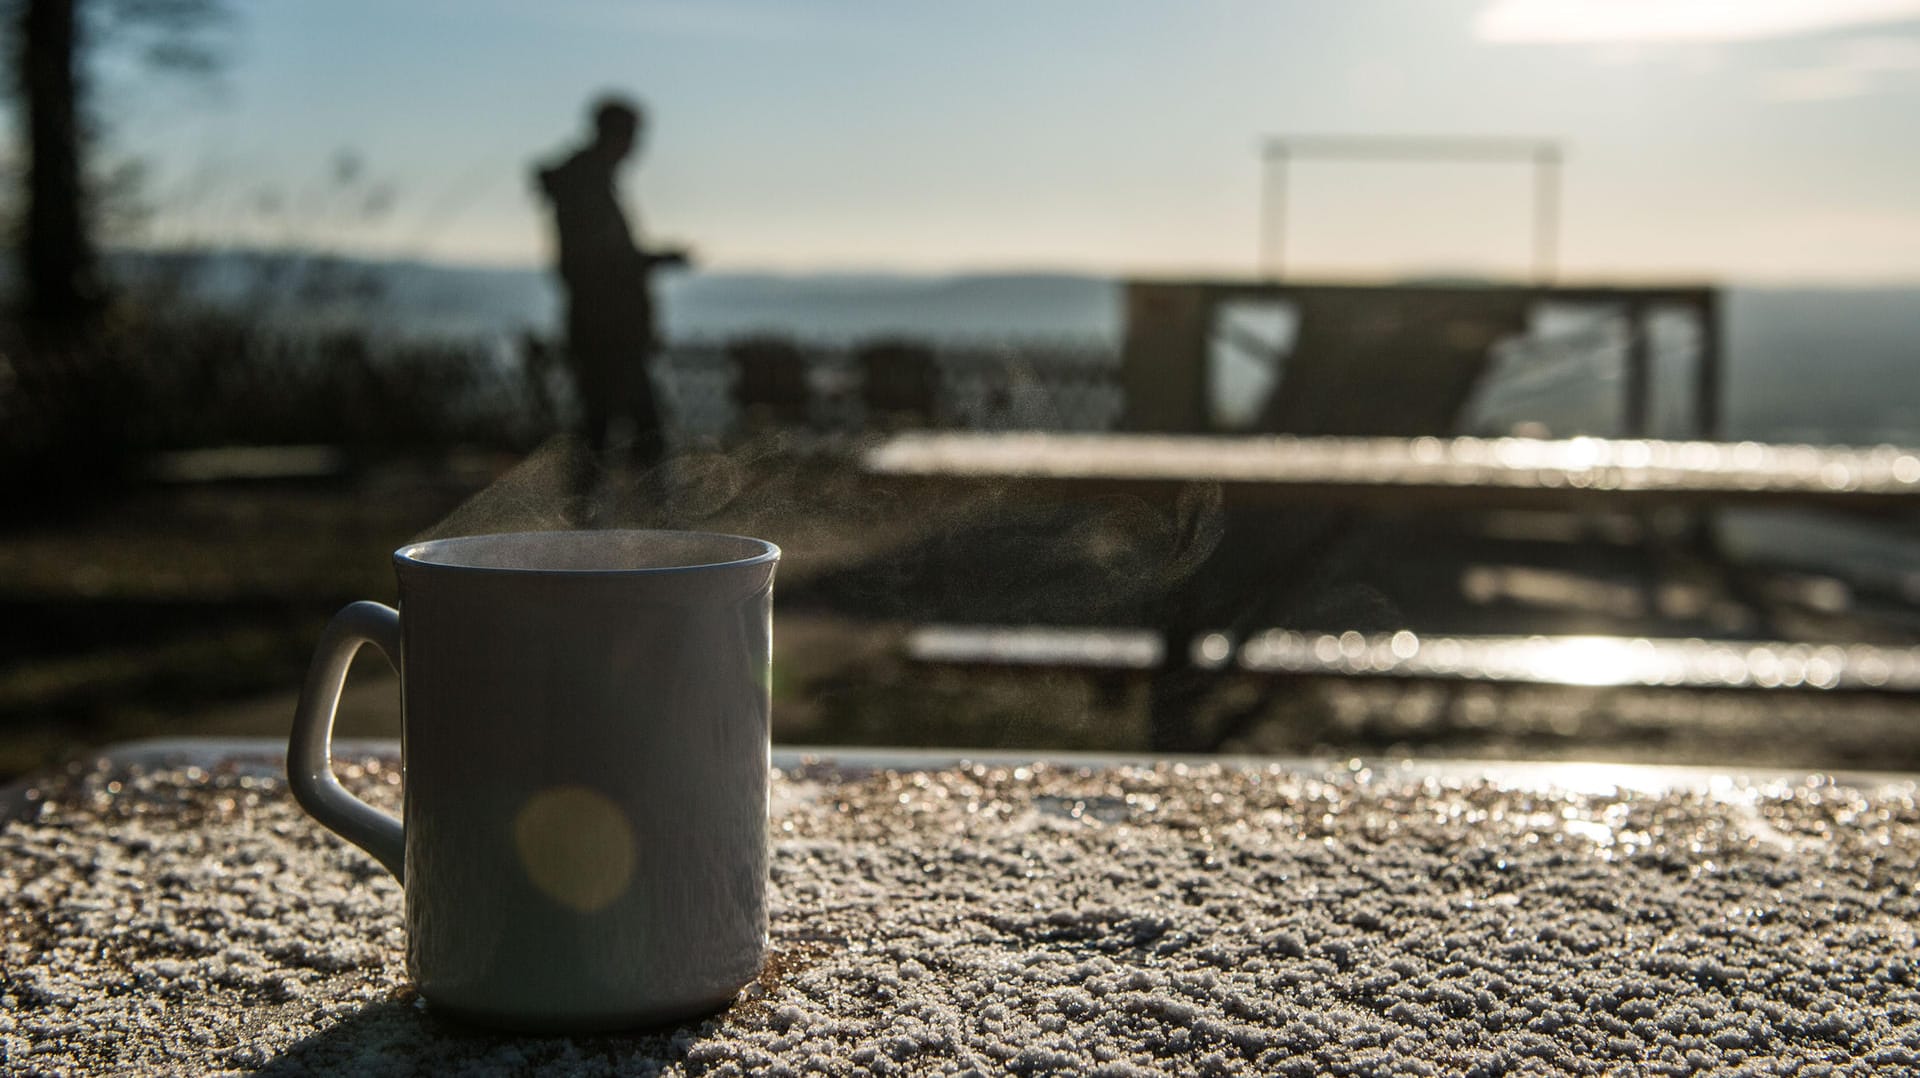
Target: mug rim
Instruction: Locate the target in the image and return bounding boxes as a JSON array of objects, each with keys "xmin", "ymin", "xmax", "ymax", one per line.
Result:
[{"xmin": 395, "ymin": 529, "xmax": 780, "ymax": 576}]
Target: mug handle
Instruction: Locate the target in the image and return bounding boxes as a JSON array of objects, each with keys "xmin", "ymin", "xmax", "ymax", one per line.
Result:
[{"xmin": 287, "ymin": 601, "xmax": 406, "ymax": 881}]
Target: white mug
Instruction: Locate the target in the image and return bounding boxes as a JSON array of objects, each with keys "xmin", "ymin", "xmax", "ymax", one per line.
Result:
[{"xmin": 287, "ymin": 529, "xmax": 778, "ymax": 1031}]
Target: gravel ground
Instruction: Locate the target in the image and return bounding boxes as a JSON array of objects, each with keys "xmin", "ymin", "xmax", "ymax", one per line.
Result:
[{"xmin": 6, "ymin": 755, "xmax": 1920, "ymax": 1075}]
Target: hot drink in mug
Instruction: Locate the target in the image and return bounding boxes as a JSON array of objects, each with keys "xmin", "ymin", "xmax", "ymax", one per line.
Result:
[{"xmin": 287, "ymin": 529, "xmax": 778, "ymax": 1031}]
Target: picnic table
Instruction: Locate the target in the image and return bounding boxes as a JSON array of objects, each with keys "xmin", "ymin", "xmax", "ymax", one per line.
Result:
[
  {"xmin": 865, "ymin": 432, "xmax": 1920, "ymax": 514},
  {"xmin": 864, "ymin": 432, "xmax": 1920, "ymax": 751},
  {"xmin": 5, "ymin": 739, "xmax": 1919, "ymax": 1073}
]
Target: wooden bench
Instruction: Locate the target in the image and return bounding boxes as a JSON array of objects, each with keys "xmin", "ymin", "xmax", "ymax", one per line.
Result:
[
  {"xmin": 908, "ymin": 624, "xmax": 1920, "ymax": 749},
  {"xmin": 866, "ymin": 432, "xmax": 1920, "ymax": 514},
  {"xmin": 910, "ymin": 625, "xmax": 1920, "ymax": 691},
  {"xmin": 870, "ymin": 431, "xmax": 1920, "ymax": 749}
]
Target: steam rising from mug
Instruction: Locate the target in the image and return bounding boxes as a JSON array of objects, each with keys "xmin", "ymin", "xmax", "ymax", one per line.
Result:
[
  {"xmin": 414, "ymin": 437, "xmax": 585, "ymax": 541},
  {"xmin": 399, "ymin": 432, "xmax": 1375, "ymax": 751}
]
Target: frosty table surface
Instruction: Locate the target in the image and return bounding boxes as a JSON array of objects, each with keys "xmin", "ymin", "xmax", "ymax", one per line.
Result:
[{"xmin": 6, "ymin": 739, "xmax": 1920, "ymax": 1073}]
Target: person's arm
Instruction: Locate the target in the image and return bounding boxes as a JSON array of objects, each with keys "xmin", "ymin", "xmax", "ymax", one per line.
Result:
[
  {"xmin": 642, "ymin": 245, "xmax": 692, "ymax": 271},
  {"xmin": 534, "ymin": 162, "xmax": 561, "ymax": 200}
]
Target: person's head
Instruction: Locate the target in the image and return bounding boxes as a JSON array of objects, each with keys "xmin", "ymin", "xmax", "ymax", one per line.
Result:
[{"xmin": 590, "ymin": 95, "xmax": 644, "ymax": 161}]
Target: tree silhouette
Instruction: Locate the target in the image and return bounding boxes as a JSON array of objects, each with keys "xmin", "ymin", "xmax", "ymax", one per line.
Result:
[{"xmin": 7, "ymin": 0, "xmax": 225, "ymax": 337}]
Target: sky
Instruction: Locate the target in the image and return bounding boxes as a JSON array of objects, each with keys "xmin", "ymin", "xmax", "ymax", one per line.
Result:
[{"xmin": 110, "ymin": 0, "xmax": 1920, "ymax": 282}]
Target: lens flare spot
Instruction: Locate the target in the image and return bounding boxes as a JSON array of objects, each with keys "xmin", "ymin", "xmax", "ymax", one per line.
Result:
[{"xmin": 512, "ymin": 786, "xmax": 637, "ymax": 913}]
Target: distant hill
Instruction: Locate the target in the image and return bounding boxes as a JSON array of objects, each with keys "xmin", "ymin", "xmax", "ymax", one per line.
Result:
[
  {"xmin": 108, "ymin": 249, "xmax": 1122, "ymax": 346},
  {"xmin": 662, "ymin": 271, "xmax": 1121, "ymax": 345}
]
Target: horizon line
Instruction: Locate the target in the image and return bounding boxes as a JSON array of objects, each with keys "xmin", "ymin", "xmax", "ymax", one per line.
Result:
[{"xmin": 108, "ymin": 241, "xmax": 1920, "ymax": 291}]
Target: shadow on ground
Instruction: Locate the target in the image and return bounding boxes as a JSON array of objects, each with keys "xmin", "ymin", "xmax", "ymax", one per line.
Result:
[{"xmin": 248, "ymin": 998, "xmax": 696, "ymax": 1075}]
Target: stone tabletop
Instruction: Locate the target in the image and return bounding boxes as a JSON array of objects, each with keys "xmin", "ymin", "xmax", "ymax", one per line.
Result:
[{"xmin": 5, "ymin": 744, "xmax": 1920, "ymax": 1075}]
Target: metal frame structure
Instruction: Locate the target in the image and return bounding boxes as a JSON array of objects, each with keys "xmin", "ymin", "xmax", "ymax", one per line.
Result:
[{"xmin": 1120, "ymin": 279, "xmax": 1721, "ymax": 442}]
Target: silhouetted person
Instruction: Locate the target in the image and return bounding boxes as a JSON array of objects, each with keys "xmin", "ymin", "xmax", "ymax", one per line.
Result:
[{"xmin": 534, "ymin": 95, "xmax": 688, "ymax": 513}]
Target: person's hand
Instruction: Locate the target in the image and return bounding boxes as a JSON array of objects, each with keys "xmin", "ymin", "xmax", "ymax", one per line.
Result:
[{"xmin": 650, "ymin": 246, "xmax": 693, "ymax": 270}]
